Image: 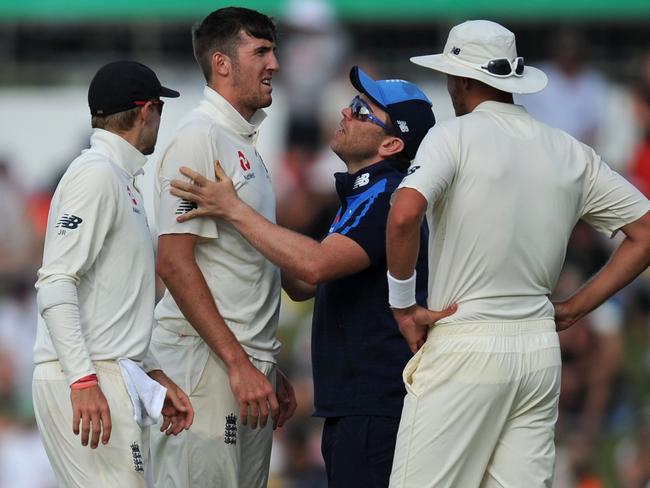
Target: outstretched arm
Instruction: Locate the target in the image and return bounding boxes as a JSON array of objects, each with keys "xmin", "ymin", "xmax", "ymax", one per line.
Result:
[{"xmin": 170, "ymin": 161, "xmax": 370, "ymax": 286}]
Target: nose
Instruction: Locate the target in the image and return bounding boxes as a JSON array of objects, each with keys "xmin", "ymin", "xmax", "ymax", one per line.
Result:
[
  {"xmin": 341, "ymin": 106, "xmax": 352, "ymax": 119},
  {"xmin": 268, "ymin": 51, "xmax": 280, "ymax": 72}
]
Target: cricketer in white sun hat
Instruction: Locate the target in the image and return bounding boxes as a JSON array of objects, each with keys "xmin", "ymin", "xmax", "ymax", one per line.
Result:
[{"xmin": 411, "ymin": 20, "xmax": 548, "ymax": 94}]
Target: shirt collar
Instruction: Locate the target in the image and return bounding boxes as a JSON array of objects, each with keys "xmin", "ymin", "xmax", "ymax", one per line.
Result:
[
  {"xmin": 334, "ymin": 158, "xmax": 401, "ymax": 196},
  {"xmin": 89, "ymin": 129, "xmax": 147, "ymax": 177},
  {"xmin": 200, "ymin": 86, "xmax": 267, "ymax": 141},
  {"xmin": 473, "ymin": 100, "xmax": 529, "ymax": 116}
]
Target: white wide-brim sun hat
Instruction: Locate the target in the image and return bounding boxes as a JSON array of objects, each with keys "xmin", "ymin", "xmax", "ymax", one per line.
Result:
[{"xmin": 411, "ymin": 20, "xmax": 548, "ymax": 95}]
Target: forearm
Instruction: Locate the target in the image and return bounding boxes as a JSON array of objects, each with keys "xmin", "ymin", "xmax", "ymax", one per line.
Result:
[
  {"xmin": 386, "ymin": 211, "xmax": 422, "ymax": 279},
  {"xmin": 227, "ymin": 201, "xmax": 327, "ymax": 284},
  {"xmin": 281, "ymin": 271, "xmax": 316, "ymax": 302},
  {"xmin": 160, "ymin": 260, "xmax": 248, "ymax": 368},
  {"xmin": 565, "ymin": 237, "xmax": 650, "ymax": 321},
  {"xmin": 37, "ymin": 278, "xmax": 95, "ymax": 385}
]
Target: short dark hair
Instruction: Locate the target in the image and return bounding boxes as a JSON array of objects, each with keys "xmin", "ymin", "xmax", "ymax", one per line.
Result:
[
  {"xmin": 91, "ymin": 106, "xmax": 140, "ymax": 132},
  {"xmin": 192, "ymin": 7, "xmax": 277, "ymax": 82}
]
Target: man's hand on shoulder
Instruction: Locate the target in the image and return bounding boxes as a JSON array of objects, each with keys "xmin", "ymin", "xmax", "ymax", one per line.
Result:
[{"xmin": 170, "ymin": 160, "xmax": 242, "ymax": 222}]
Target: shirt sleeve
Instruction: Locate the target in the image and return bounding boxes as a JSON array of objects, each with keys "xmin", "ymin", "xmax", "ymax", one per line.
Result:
[
  {"xmin": 397, "ymin": 123, "xmax": 457, "ymax": 206},
  {"xmin": 38, "ymin": 161, "xmax": 118, "ymax": 285},
  {"xmin": 36, "ymin": 161, "xmax": 118, "ymax": 384},
  {"xmin": 156, "ymin": 124, "xmax": 220, "ymax": 238},
  {"xmin": 580, "ymin": 145, "xmax": 650, "ymax": 237},
  {"xmin": 332, "ymin": 183, "xmax": 392, "ymax": 264}
]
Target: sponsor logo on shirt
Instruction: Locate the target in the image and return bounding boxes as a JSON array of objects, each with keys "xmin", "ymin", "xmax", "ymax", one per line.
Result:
[
  {"xmin": 407, "ymin": 165, "xmax": 420, "ymax": 175},
  {"xmin": 353, "ymin": 173, "xmax": 370, "ymax": 189},
  {"xmin": 56, "ymin": 214, "xmax": 83, "ymax": 230},
  {"xmin": 238, "ymin": 150, "xmax": 256, "ymax": 181},
  {"xmin": 130, "ymin": 442, "xmax": 144, "ymax": 473},
  {"xmin": 224, "ymin": 413, "xmax": 238, "ymax": 445},
  {"xmin": 127, "ymin": 185, "xmax": 141, "ymax": 214},
  {"xmin": 175, "ymin": 199, "xmax": 197, "ymax": 215}
]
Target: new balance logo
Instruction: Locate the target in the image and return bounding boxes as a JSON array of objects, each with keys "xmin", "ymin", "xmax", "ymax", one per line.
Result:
[
  {"xmin": 224, "ymin": 413, "xmax": 238, "ymax": 445},
  {"xmin": 397, "ymin": 120, "xmax": 410, "ymax": 133},
  {"xmin": 175, "ymin": 200, "xmax": 197, "ymax": 215},
  {"xmin": 353, "ymin": 173, "xmax": 370, "ymax": 189},
  {"xmin": 130, "ymin": 442, "xmax": 144, "ymax": 473},
  {"xmin": 56, "ymin": 214, "xmax": 83, "ymax": 229}
]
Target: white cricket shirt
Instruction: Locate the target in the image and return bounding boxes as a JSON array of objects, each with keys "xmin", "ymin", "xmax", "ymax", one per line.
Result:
[
  {"xmin": 400, "ymin": 101, "xmax": 650, "ymax": 323},
  {"xmin": 154, "ymin": 86, "xmax": 281, "ymax": 362},
  {"xmin": 34, "ymin": 129, "xmax": 156, "ymax": 384}
]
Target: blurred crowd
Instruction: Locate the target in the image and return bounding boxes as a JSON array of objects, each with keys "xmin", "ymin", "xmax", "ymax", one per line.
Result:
[{"xmin": 2, "ymin": 2, "xmax": 650, "ymax": 487}]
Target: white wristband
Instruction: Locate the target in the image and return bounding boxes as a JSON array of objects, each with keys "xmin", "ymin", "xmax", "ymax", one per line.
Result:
[{"xmin": 387, "ymin": 270, "xmax": 417, "ymax": 309}]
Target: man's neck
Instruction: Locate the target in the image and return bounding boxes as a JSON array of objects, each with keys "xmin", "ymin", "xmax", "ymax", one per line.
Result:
[
  {"xmin": 208, "ymin": 82, "xmax": 254, "ymax": 121},
  {"xmin": 345, "ymin": 156, "xmax": 384, "ymax": 175}
]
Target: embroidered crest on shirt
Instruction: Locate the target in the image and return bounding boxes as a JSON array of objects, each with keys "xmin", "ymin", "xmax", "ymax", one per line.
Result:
[
  {"xmin": 238, "ymin": 151, "xmax": 256, "ymax": 181},
  {"xmin": 353, "ymin": 173, "xmax": 370, "ymax": 189},
  {"xmin": 130, "ymin": 442, "xmax": 144, "ymax": 472},
  {"xmin": 56, "ymin": 214, "xmax": 83, "ymax": 234},
  {"xmin": 224, "ymin": 413, "xmax": 238, "ymax": 445},
  {"xmin": 176, "ymin": 199, "xmax": 197, "ymax": 215}
]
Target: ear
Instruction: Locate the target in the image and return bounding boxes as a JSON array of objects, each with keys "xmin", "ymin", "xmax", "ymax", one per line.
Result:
[
  {"xmin": 377, "ymin": 136, "xmax": 405, "ymax": 159},
  {"xmin": 212, "ymin": 51, "xmax": 231, "ymax": 78}
]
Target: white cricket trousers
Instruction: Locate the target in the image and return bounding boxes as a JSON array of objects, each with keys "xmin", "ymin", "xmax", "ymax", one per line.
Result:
[
  {"xmin": 33, "ymin": 360, "xmax": 149, "ymax": 488},
  {"xmin": 149, "ymin": 326, "xmax": 276, "ymax": 488},
  {"xmin": 389, "ymin": 320, "xmax": 561, "ymax": 488}
]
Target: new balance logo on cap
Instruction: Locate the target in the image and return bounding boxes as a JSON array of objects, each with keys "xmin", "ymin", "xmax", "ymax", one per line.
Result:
[
  {"xmin": 397, "ymin": 120, "xmax": 410, "ymax": 133},
  {"xmin": 175, "ymin": 200, "xmax": 197, "ymax": 215},
  {"xmin": 56, "ymin": 214, "xmax": 83, "ymax": 230}
]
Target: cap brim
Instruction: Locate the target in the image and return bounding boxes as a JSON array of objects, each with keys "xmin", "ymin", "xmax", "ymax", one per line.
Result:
[
  {"xmin": 160, "ymin": 86, "xmax": 180, "ymax": 98},
  {"xmin": 349, "ymin": 66, "xmax": 387, "ymax": 109},
  {"xmin": 410, "ymin": 54, "xmax": 548, "ymax": 95}
]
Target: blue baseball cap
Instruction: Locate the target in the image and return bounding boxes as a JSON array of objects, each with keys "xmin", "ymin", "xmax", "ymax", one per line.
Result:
[{"xmin": 350, "ymin": 66, "xmax": 435, "ymax": 160}]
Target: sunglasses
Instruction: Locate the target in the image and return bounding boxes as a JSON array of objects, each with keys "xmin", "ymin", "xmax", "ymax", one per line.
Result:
[
  {"xmin": 349, "ymin": 95, "xmax": 391, "ymax": 131},
  {"xmin": 134, "ymin": 99, "xmax": 164, "ymax": 113},
  {"xmin": 480, "ymin": 57, "xmax": 524, "ymax": 77},
  {"xmin": 451, "ymin": 54, "xmax": 525, "ymax": 78}
]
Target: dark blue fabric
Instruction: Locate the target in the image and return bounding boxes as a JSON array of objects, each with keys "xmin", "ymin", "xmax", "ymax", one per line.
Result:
[
  {"xmin": 312, "ymin": 158, "xmax": 429, "ymax": 418},
  {"xmin": 321, "ymin": 415, "xmax": 400, "ymax": 488}
]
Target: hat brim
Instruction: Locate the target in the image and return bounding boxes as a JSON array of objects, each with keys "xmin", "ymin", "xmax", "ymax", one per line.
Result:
[
  {"xmin": 160, "ymin": 86, "xmax": 180, "ymax": 98},
  {"xmin": 410, "ymin": 54, "xmax": 548, "ymax": 95},
  {"xmin": 349, "ymin": 66, "xmax": 387, "ymax": 110}
]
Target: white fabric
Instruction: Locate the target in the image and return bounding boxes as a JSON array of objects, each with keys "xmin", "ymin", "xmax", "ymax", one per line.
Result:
[
  {"xmin": 33, "ymin": 360, "xmax": 149, "ymax": 488},
  {"xmin": 118, "ymin": 358, "xmax": 166, "ymax": 428},
  {"xmin": 410, "ymin": 20, "xmax": 548, "ymax": 95},
  {"xmin": 149, "ymin": 326, "xmax": 276, "ymax": 488},
  {"xmin": 399, "ymin": 101, "xmax": 650, "ymax": 324},
  {"xmin": 389, "ymin": 321, "xmax": 561, "ymax": 488},
  {"xmin": 154, "ymin": 85, "xmax": 281, "ymax": 363},
  {"xmin": 387, "ymin": 271, "xmax": 417, "ymax": 309},
  {"xmin": 35, "ymin": 129, "xmax": 156, "ymax": 385},
  {"xmin": 37, "ymin": 278, "xmax": 93, "ymax": 384}
]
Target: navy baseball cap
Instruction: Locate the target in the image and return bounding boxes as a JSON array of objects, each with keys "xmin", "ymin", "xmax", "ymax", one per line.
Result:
[
  {"xmin": 88, "ymin": 61, "xmax": 180, "ymax": 116},
  {"xmin": 350, "ymin": 66, "xmax": 435, "ymax": 160}
]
